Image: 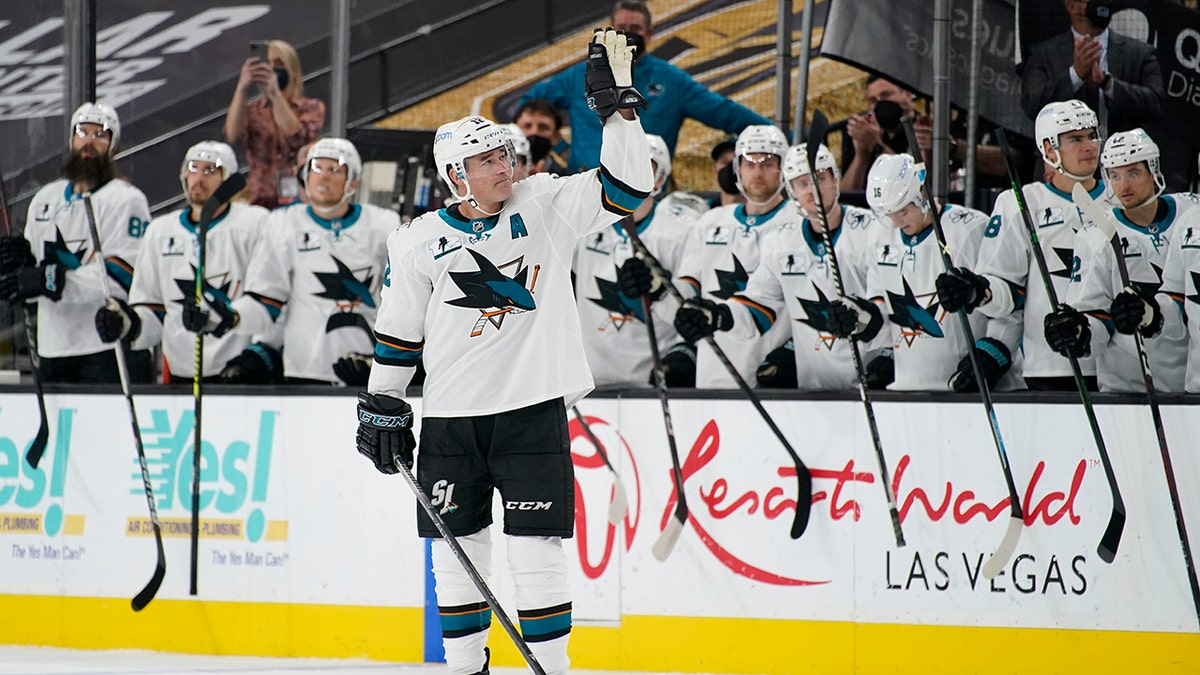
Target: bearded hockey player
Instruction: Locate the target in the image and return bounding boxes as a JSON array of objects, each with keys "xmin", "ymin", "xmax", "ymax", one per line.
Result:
[{"xmin": 354, "ymin": 29, "xmax": 652, "ymax": 675}]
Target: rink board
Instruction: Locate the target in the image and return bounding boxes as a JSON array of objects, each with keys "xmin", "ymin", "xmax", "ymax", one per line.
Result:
[{"xmin": 0, "ymin": 391, "xmax": 1198, "ymax": 673}]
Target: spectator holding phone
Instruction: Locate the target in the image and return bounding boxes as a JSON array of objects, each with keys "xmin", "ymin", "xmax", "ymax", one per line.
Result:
[{"xmin": 224, "ymin": 39, "xmax": 325, "ymax": 209}]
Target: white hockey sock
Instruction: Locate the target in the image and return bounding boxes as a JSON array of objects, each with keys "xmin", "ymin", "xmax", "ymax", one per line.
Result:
[
  {"xmin": 432, "ymin": 530, "xmax": 492, "ymax": 675},
  {"xmin": 507, "ymin": 535, "xmax": 571, "ymax": 675}
]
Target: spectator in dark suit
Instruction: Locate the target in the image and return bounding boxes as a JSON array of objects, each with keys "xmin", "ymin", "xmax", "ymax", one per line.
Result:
[{"xmin": 1020, "ymin": 0, "xmax": 1164, "ymax": 137}]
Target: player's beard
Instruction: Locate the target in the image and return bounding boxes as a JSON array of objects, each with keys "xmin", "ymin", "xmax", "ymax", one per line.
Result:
[{"xmin": 63, "ymin": 150, "xmax": 115, "ymax": 188}]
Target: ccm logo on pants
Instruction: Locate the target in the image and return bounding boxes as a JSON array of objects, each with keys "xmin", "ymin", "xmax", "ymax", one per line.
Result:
[{"xmin": 506, "ymin": 501, "xmax": 553, "ymax": 511}]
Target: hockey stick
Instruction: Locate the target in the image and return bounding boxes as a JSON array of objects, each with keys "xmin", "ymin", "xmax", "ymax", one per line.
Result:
[
  {"xmin": 807, "ymin": 110, "xmax": 905, "ymax": 548},
  {"xmin": 994, "ymin": 128, "xmax": 1125, "ymax": 562},
  {"xmin": 190, "ymin": 173, "xmax": 246, "ymax": 597},
  {"xmin": 80, "ymin": 193, "xmax": 165, "ymax": 610},
  {"xmin": 1072, "ymin": 183, "xmax": 1199, "ymax": 620},
  {"xmin": 0, "ymin": 163, "xmax": 50, "ymax": 470},
  {"xmin": 900, "ymin": 118, "xmax": 1022, "ymax": 578},
  {"xmin": 570, "ymin": 406, "xmax": 628, "ymax": 525},
  {"xmin": 392, "ymin": 455, "xmax": 547, "ymax": 675},
  {"xmin": 640, "ymin": 290, "xmax": 688, "ymax": 560},
  {"xmin": 617, "ymin": 219, "xmax": 813, "ymax": 541}
]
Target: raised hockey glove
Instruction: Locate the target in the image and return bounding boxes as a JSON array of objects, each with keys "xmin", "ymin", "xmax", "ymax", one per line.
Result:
[
  {"xmin": 585, "ymin": 28, "xmax": 646, "ymax": 121},
  {"xmin": 0, "ymin": 236, "xmax": 34, "ymax": 275},
  {"xmin": 616, "ymin": 256, "xmax": 667, "ymax": 301},
  {"xmin": 827, "ymin": 295, "xmax": 884, "ymax": 341},
  {"xmin": 356, "ymin": 392, "xmax": 416, "ymax": 474},
  {"xmin": 1044, "ymin": 305, "xmax": 1092, "ymax": 358},
  {"xmin": 756, "ymin": 339, "xmax": 797, "ymax": 388},
  {"xmin": 181, "ymin": 288, "xmax": 238, "ymax": 338},
  {"xmin": 333, "ymin": 352, "xmax": 372, "ymax": 387},
  {"xmin": 1110, "ymin": 286, "xmax": 1163, "ymax": 338},
  {"xmin": 948, "ymin": 337, "xmax": 1012, "ymax": 392},
  {"xmin": 94, "ymin": 297, "xmax": 141, "ymax": 344},
  {"xmin": 863, "ymin": 349, "xmax": 895, "ymax": 389},
  {"xmin": 674, "ymin": 297, "xmax": 733, "ymax": 343},
  {"xmin": 219, "ymin": 343, "xmax": 281, "ymax": 384},
  {"xmin": 936, "ymin": 266, "xmax": 990, "ymax": 313},
  {"xmin": 659, "ymin": 341, "xmax": 697, "ymax": 387},
  {"xmin": 0, "ymin": 263, "xmax": 66, "ymax": 303}
]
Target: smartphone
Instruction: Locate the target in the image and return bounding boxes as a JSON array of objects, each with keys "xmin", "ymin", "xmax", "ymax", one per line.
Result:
[{"xmin": 249, "ymin": 41, "xmax": 269, "ymax": 63}]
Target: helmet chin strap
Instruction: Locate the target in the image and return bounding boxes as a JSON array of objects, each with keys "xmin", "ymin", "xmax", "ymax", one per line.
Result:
[
  {"xmin": 740, "ymin": 182, "xmax": 783, "ymax": 208},
  {"xmin": 458, "ymin": 173, "xmax": 507, "ymax": 217},
  {"xmin": 310, "ymin": 190, "xmax": 354, "ymax": 218}
]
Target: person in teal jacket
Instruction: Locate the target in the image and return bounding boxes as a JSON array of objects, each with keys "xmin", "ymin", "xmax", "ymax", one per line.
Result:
[{"xmin": 520, "ymin": 0, "xmax": 771, "ymax": 174}]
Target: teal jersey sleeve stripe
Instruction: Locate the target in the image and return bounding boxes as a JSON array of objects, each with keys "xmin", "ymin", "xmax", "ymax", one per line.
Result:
[
  {"xmin": 598, "ymin": 166, "xmax": 650, "ymax": 215},
  {"xmin": 246, "ymin": 291, "xmax": 285, "ymax": 320},
  {"xmin": 374, "ymin": 331, "xmax": 423, "ymax": 367},
  {"xmin": 104, "ymin": 256, "xmax": 134, "ymax": 293}
]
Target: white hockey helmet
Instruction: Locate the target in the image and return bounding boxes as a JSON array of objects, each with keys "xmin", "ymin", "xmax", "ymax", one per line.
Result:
[
  {"xmin": 866, "ymin": 153, "xmax": 928, "ymax": 219},
  {"xmin": 733, "ymin": 124, "xmax": 788, "ymax": 202},
  {"xmin": 70, "ymin": 101, "xmax": 120, "ymax": 151},
  {"xmin": 433, "ymin": 115, "xmax": 515, "ymax": 209},
  {"xmin": 1035, "ymin": 100, "xmax": 1098, "ymax": 178},
  {"xmin": 305, "ymin": 137, "xmax": 362, "ymax": 185},
  {"xmin": 500, "ymin": 123, "xmax": 531, "ymax": 164},
  {"xmin": 782, "ymin": 143, "xmax": 840, "ymax": 211},
  {"xmin": 1101, "ymin": 128, "xmax": 1165, "ymax": 203},
  {"xmin": 179, "ymin": 141, "xmax": 238, "ymax": 194},
  {"xmin": 647, "ymin": 134, "xmax": 671, "ymax": 195}
]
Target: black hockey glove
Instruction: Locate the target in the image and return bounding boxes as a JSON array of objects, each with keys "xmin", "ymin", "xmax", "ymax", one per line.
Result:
[
  {"xmin": 948, "ymin": 337, "xmax": 1012, "ymax": 392},
  {"xmin": 1044, "ymin": 305, "xmax": 1092, "ymax": 358},
  {"xmin": 0, "ymin": 236, "xmax": 34, "ymax": 275},
  {"xmin": 181, "ymin": 288, "xmax": 238, "ymax": 338},
  {"xmin": 356, "ymin": 392, "xmax": 416, "ymax": 474},
  {"xmin": 219, "ymin": 343, "xmax": 282, "ymax": 384},
  {"xmin": 827, "ymin": 295, "xmax": 884, "ymax": 342},
  {"xmin": 0, "ymin": 263, "xmax": 66, "ymax": 303},
  {"xmin": 585, "ymin": 28, "xmax": 646, "ymax": 121},
  {"xmin": 94, "ymin": 297, "xmax": 141, "ymax": 344},
  {"xmin": 863, "ymin": 349, "xmax": 895, "ymax": 389},
  {"xmin": 616, "ymin": 256, "xmax": 667, "ymax": 301},
  {"xmin": 658, "ymin": 341, "xmax": 697, "ymax": 387},
  {"xmin": 674, "ymin": 297, "xmax": 733, "ymax": 343},
  {"xmin": 333, "ymin": 352, "xmax": 372, "ymax": 387},
  {"xmin": 756, "ymin": 339, "xmax": 797, "ymax": 388},
  {"xmin": 936, "ymin": 266, "xmax": 990, "ymax": 314},
  {"xmin": 1110, "ymin": 286, "xmax": 1163, "ymax": 338}
]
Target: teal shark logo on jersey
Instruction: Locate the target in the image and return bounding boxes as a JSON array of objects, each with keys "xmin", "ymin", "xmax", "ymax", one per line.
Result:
[
  {"xmin": 796, "ymin": 284, "xmax": 845, "ymax": 349},
  {"xmin": 589, "ymin": 273, "xmax": 645, "ymax": 326},
  {"xmin": 43, "ymin": 229, "xmax": 87, "ymax": 270},
  {"xmin": 1189, "ymin": 272, "xmax": 1200, "ymax": 308},
  {"xmin": 314, "ymin": 256, "xmax": 377, "ymax": 309},
  {"xmin": 173, "ymin": 268, "xmax": 233, "ymax": 309},
  {"xmin": 886, "ymin": 278, "xmax": 944, "ymax": 344},
  {"xmin": 712, "ymin": 255, "xmax": 749, "ymax": 300},
  {"xmin": 447, "ymin": 248, "xmax": 536, "ymax": 311},
  {"xmin": 1050, "ymin": 246, "xmax": 1074, "ymax": 280}
]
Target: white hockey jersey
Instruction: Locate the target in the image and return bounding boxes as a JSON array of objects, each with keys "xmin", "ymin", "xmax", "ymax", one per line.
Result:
[
  {"xmin": 975, "ymin": 181, "xmax": 1104, "ymax": 380},
  {"xmin": 1069, "ymin": 193, "xmax": 1198, "ymax": 392},
  {"xmin": 677, "ymin": 199, "xmax": 802, "ymax": 388},
  {"xmin": 723, "ymin": 204, "xmax": 884, "ymax": 391},
  {"xmin": 1158, "ymin": 206, "xmax": 1200, "ymax": 392},
  {"xmin": 573, "ymin": 201, "xmax": 692, "ymax": 388},
  {"xmin": 656, "ymin": 190, "xmax": 711, "ymax": 226},
  {"xmin": 369, "ymin": 115, "xmax": 653, "ymax": 416},
  {"xmin": 127, "ymin": 203, "xmax": 271, "ymax": 377},
  {"xmin": 23, "ymin": 178, "xmax": 151, "ymax": 358},
  {"xmin": 231, "ymin": 202, "xmax": 399, "ymax": 383},
  {"xmin": 866, "ymin": 204, "xmax": 990, "ymax": 390}
]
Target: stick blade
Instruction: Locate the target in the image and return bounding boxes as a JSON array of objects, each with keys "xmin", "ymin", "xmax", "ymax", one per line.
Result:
[
  {"xmin": 1071, "ymin": 183, "xmax": 1118, "ymax": 239},
  {"xmin": 131, "ymin": 535, "xmax": 166, "ymax": 611},
  {"xmin": 24, "ymin": 421, "xmax": 49, "ymax": 470},
  {"xmin": 1098, "ymin": 501, "xmax": 1126, "ymax": 563},
  {"xmin": 790, "ymin": 469, "xmax": 812, "ymax": 539},
  {"xmin": 199, "ymin": 173, "xmax": 247, "ymax": 225},
  {"xmin": 806, "ymin": 109, "xmax": 830, "ymax": 166},
  {"xmin": 982, "ymin": 516, "xmax": 1023, "ymax": 579},
  {"xmin": 652, "ymin": 514, "xmax": 685, "ymax": 562},
  {"xmin": 607, "ymin": 478, "xmax": 628, "ymax": 526}
]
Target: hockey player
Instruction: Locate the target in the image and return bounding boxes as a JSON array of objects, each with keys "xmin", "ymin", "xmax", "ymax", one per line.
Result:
[
  {"xmin": 936, "ymin": 99, "xmax": 1104, "ymax": 391},
  {"xmin": 674, "ymin": 142, "xmax": 884, "ymax": 390},
  {"xmin": 500, "ymin": 124, "xmax": 533, "ymax": 181},
  {"xmin": 93, "ymin": 142, "xmax": 275, "ymax": 382},
  {"xmin": 354, "ymin": 29, "xmax": 651, "ymax": 675},
  {"xmin": 668, "ymin": 124, "xmax": 801, "ymax": 388},
  {"xmin": 0, "ymin": 102, "xmax": 153, "ymax": 383},
  {"xmin": 574, "ymin": 134, "xmax": 694, "ymax": 387},
  {"xmin": 831, "ymin": 153, "xmax": 989, "ymax": 390},
  {"xmin": 1158, "ymin": 198, "xmax": 1200, "ymax": 392},
  {"xmin": 183, "ymin": 138, "xmax": 399, "ymax": 386},
  {"xmin": 1043, "ymin": 129, "xmax": 1195, "ymax": 392}
]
